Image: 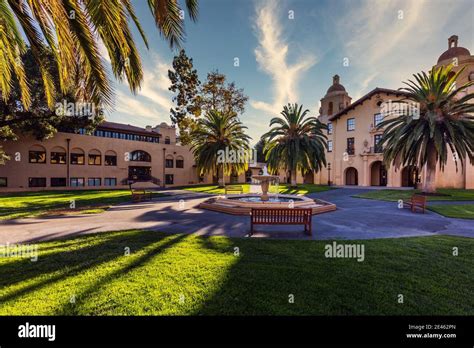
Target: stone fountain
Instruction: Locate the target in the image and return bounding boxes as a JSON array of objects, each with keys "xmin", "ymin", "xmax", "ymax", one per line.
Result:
[
  {"xmin": 251, "ymin": 165, "xmax": 279, "ymax": 201},
  {"xmin": 199, "ymin": 165, "xmax": 336, "ymax": 216}
]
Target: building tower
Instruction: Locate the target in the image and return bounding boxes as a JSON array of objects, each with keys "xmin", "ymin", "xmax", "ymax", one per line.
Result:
[{"xmin": 319, "ymin": 75, "xmax": 352, "ymax": 120}]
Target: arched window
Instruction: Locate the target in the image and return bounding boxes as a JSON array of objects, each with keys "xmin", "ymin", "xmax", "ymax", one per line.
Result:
[
  {"xmin": 105, "ymin": 150, "xmax": 117, "ymax": 166},
  {"xmin": 29, "ymin": 145, "xmax": 47, "ymax": 163},
  {"xmin": 130, "ymin": 150, "xmax": 151, "ymax": 162},
  {"xmin": 328, "ymin": 102, "xmax": 333, "ymax": 115},
  {"xmin": 165, "ymin": 155, "xmax": 174, "ymax": 168},
  {"xmin": 88, "ymin": 149, "xmax": 102, "ymax": 165},
  {"xmin": 165, "ymin": 136, "xmax": 171, "ymax": 144},
  {"xmin": 50, "ymin": 146, "xmax": 66, "ymax": 164},
  {"xmin": 175, "ymin": 155, "xmax": 184, "ymax": 168},
  {"xmin": 70, "ymin": 147, "xmax": 85, "ymax": 165}
]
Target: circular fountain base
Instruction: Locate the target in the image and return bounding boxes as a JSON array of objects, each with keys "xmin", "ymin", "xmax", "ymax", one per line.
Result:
[{"xmin": 199, "ymin": 193, "xmax": 337, "ymax": 215}]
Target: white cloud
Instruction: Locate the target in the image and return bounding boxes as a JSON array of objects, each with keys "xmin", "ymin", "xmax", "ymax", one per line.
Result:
[
  {"xmin": 112, "ymin": 54, "xmax": 174, "ymax": 126},
  {"xmin": 338, "ymin": 0, "xmax": 471, "ymax": 98},
  {"xmin": 250, "ymin": 0, "xmax": 317, "ymax": 115},
  {"xmin": 114, "ymin": 91, "xmax": 161, "ymax": 121},
  {"xmin": 139, "ymin": 54, "xmax": 173, "ymax": 111}
]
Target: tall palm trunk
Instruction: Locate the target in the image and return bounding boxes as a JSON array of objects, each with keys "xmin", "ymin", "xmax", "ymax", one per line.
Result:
[
  {"xmin": 218, "ymin": 163, "xmax": 225, "ymax": 188},
  {"xmin": 290, "ymin": 168, "xmax": 297, "ymax": 188},
  {"xmin": 422, "ymin": 143, "xmax": 437, "ymax": 193}
]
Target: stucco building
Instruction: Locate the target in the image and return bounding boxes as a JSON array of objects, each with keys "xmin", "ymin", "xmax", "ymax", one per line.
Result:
[
  {"xmin": 312, "ymin": 35, "xmax": 474, "ymax": 189},
  {"xmin": 0, "ymin": 121, "xmax": 217, "ymax": 191},
  {"xmin": 1, "ymin": 35, "xmax": 472, "ymax": 192}
]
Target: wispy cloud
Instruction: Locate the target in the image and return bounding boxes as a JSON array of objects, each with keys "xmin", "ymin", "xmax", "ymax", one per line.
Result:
[
  {"xmin": 112, "ymin": 54, "xmax": 173, "ymax": 126},
  {"xmin": 250, "ymin": 0, "xmax": 317, "ymax": 115},
  {"xmin": 337, "ymin": 0, "xmax": 470, "ymax": 98}
]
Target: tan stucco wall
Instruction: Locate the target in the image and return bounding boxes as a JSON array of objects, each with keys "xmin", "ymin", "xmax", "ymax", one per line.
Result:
[
  {"xmin": 313, "ymin": 91, "xmax": 472, "ymax": 189},
  {"xmin": 0, "ymin": 131, "xmax": 212, "ymax": 191}
]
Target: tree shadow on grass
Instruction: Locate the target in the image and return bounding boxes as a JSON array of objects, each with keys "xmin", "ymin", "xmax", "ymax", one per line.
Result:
[
  {"xmin": 56, "ymin": 233, "xmax": 189, "ymax": 315},
  {"xmin": 0, "ymin": 230, "xmax": 178, "ymax": 306}
]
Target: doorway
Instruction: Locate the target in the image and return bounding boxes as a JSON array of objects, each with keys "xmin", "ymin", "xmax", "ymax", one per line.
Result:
[
  {"xmin": 128, "ymin": 166, "xmax": 151, "ymax": 181},
  {"xmin": 345, "ymin": 167, "xmax": 358, "ymax": 185},
  {"xmin": 370, "ymin": 161, "xmax": 387, "ymax": 186}
]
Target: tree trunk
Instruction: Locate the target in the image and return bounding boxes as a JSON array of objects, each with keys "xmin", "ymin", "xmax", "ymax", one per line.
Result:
[
  {"xmin": 218, "ymin": 164, "xmax": 225, "ymax": 188},
  {"xmin": 422, "ymin": 144, "xmax": 437, "ymax": 193},
  {"xmin": 290, "ymin": 169, "xmax": 297, "ymax": 188}
]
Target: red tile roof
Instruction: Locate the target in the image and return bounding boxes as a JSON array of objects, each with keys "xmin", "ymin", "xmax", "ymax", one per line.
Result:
[{"xmin": 328, "ymin": 88, "xmax": 409, "ymax": 121}]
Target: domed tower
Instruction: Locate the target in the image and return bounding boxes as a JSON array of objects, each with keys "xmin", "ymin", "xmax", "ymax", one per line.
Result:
[
  {"xmin": 435, "ymin": 35, "xmax": 474, "ymax": 92},
  {"xmin": 319, "ymin": 75, "xmax": 352, "ymax": 119},
  {"xmin": 434, "ymin": 35, "xmax": 474, "ymax": 190},
  {"xmin": 437, "ymin": 35, "xmax": 471, "ymax": 65}
]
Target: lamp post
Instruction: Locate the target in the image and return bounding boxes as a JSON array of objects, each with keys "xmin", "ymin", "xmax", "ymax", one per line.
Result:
[
  {"xmin": 327, "ymin": 162, "xmax": 331, "ymax": 186},
  {"xmin": 66, "ymin": 138, "xmax": 70, "ymax": 187},
  {"xmin": 162, "ymin": 148, "xmax": 166, "ymax": 188}
]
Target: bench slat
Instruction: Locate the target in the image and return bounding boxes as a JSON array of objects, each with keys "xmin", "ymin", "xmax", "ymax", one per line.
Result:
[{"xmin": 250, "ymin": 208, "xmax": 312, "ymax": 236}]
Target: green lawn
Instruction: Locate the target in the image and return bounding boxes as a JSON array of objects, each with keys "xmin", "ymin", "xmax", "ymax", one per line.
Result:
[
  {"xmin": 354, "ymin": 188, "xmax": 474, "ymax": 202},
  {"xmin": 0, "ymin": 190, "xmax": 164, "ymax": 220},
  {"xmin": 182, "ymin": 183, "xmax": 334, "ymax": 195},
  {"xmin": 0, "ymin": 230, "xmax": 472, "ymax": 315},
  {"xmin": 428, "ymin": 204, "xmax": 474, "ymax": 219}
]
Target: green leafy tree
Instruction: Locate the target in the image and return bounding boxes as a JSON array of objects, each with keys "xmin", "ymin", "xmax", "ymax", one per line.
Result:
[
  {"xmin": 168, "ymin": 49, "xmax": 201, "ymax": 145},
  {"xmin": 189, "ymin": 110, "xmax": 251, "ymax": 187},
  {"xmin": 0, "ymin": 0, "xmax": 198, "ymax": 110},
  {"xmin": 0, "ymin": 48, "xmax": 103, "ymax": 162},
  {"xmin": 263, "ymin": 103, "xmax": 328, "ymax": 187},
  {"xmin": 199, "ymin": 70, "xmax": 248, "ymax": 116},
  {"xmin": 379, "ymin": 65, "xmax": 474, "ymax": 193},
  {"xmin": 255, "ymin": 138, "xmax": 267, "ymax": 163}
]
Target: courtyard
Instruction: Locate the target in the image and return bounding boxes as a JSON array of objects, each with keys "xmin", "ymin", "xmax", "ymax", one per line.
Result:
[
  {"xmin": 0, "ymin": 186, "xmax": 473, "ymax": 315},
  {"xmin": 0, "ymin": 187, "xmax": 472, "ymax": 244}
]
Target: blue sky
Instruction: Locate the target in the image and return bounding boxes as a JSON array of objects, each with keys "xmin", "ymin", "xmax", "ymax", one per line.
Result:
[{"xmin": 107, "ymin": 0, "xmax": 474, "ymax": 144}]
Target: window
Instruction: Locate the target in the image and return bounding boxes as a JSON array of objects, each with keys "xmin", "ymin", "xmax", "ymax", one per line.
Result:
[
  {"xmin": 71, "ymin": 153, "xmax": 85, "ymax": 165},
  {"xmin": 165, "ymin": 174, "xmax": 174, "ymax": 185},
  {"xmin": 0, "ymin": 177, "xmax": 7, "ymax": 187},
  {"xmin": 347, "ymin": 118, "xmax": 355, "ymax": 131},
  {"xmin": 104, "ymin": 178, "xmax": 117, "ymax": 187},
  {"xmin": 70, "ymin": 178, "xmax": 85, "ymax": 187},
  {"xmin": 328, "ymin": 140, "xmax": 333, "ymax": 152},
  {"xmin": 29, "ymin": 151, "xmax": 46, "ymax": 163},
  {"xmin": 105, "ymin": 155, "xmax": 117, "ymax": 166},
  {"xmin": 374, "ymin": 113, "xmax": 384, "ymax": 127},
  {"xmin": 51, "ymin": 177, "xmax": 67, "ymax": 187},
  {"xmin": 50, "ymin": 152, "xmax": 66, "ymax": 164},
  {"xmin": 165, "ymin": 158, "xmax": 174, "ymax": 168},
  {"xmin": 88, "ymin": 154, "xmax": 101, "ymax": 165},
  {"xmin": 176, "ymin": 159, "xmax": 184, "ymax": 168},
  {"xmin": 347, "ymin": 137, "xmax": 355, "ymax": 155},
  {"xmin": 29, "ymin": 177, "xmax": 46, "ymax": 187},
  {"xmin": 327, "ymin": 122, "xmax": 333, "ymax": 135},
  {"xmin": 328, "ymin": 102, "xmax": 333, "ymax": 115},
  {"xmin": 374, "ymin": 134, "xmax": 383, "ymax": 153},
  {"xmin": 130, "ymin": 150, "xmax": 151, "ymax": 162},
  {"xmin": 88, "ymin": 178, "xmax": 101, "ymax": 186},
  {"xmin": 165, "ymin": 136, "xmax": 171, "ymax": 144}
]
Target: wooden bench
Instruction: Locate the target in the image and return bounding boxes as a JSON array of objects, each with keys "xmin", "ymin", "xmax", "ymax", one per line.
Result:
[
  {"xmin": 403, "ymin": 194, "xmax": 427, "ymax": 213},
  {"xmin": 131, "ymin": 189, "xmax": 153, "ymax": 203},
  {"xmin": 225, "ymin": 185, "xmax": 244, "ymax": 195},
  {"xmin": 250, "ymin": 208, "xmax": 313, "ymax": 236}
]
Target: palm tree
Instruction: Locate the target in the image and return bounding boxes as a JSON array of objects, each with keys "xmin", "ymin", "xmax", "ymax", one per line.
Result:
[
  {"xmin": 263, "ymin": 103, "xmax": 328, "ymax": 187},
  {"xmin": 378, "ymin": 65, "xmax": 474, "ymax": 193},
  {"xmin": 0, "ymin": 0, "xmax": 198, "ymax": 110},
  {"xmin": 189, "ymin": 110, "xmax": 251, "ymax": 187}
]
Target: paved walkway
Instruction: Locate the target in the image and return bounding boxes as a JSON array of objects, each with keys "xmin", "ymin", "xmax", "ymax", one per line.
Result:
[{"xmin": 0, "ymin": 188, "xmax": 472, "ymax": 243}]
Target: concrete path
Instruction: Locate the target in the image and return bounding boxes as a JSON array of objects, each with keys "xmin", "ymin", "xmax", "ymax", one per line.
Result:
[{"xmin": 0, "ymin": 188, "xmax": 472, "ymax": 243}]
